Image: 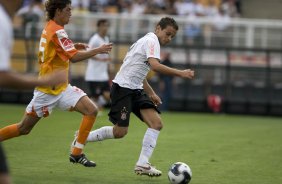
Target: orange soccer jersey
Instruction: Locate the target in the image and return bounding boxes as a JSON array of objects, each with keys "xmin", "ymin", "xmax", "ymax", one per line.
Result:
[{"xmin": 36, "ymin": 20, "xmax": 78, "ymax": 95}]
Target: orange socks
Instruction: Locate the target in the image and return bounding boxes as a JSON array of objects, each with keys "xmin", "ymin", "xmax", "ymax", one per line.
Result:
[
  {"xmin": 0, "ymin": 124, "xmax": 20, "ymax": 141},
  {"xmin": 72, "ymin": 115, "xmax": 96, "ymax": 155}
]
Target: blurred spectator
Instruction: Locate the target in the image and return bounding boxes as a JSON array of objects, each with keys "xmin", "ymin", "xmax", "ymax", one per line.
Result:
[
  {"xmin": 194, "ymin": 0, "xmax": 206, "ymax": 16},
  {"xmin": 162, "ymin": 0, "xmax": 177, "ymax": 15},
  {"xmin": 72, "ymin": 0, "xmax": 90, "ymax": 12},
  {"xmin": 89, "ymin": 0, "xmax": 101, "ymax": 12},
  {"xmin": 212, "ymin": 7, "xmax": 230, "ymax": 31},
  {"xmin": 204, "ymin": 0, "xmax": 219, "ymax": 17},
  {"xmin": 17, "ymin": 0, "xmax": 44, "ymax": 28},
  {"xmin": 16, "ymin": 0, "xmax": 44, "ymax": 70},
  {"xmin": 210, "ymin": 7, "xmax": 231, "ymax": 46},
  {"xmin": 184, "ymin": 13, "xmax": 202, "ymax": 45},
  {"xmin": 131, "ymin": 0, "xmax": 146, "ymax": 15},
  {"xmin": 85, "ymin": 19, "xmax": 112, "ymax": 111},
  {"xmin": 144, "ymin": 0, "xmax": 176, "ymax": 15},
  {"xmin": 221, "ymin": 0, "xmax": 240, "ymax": 17},
  {"xmin": 175, "ymin": 0, "xmax": 195, "ymax": 16}
]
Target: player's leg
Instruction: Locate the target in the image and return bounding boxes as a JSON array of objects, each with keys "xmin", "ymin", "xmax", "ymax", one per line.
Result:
[
  {"xmin": 134, "ymin": 108, "xmax": 163, "ymax": 176},
  {"xmin": 101, "ymin": 81, "xmax": 111, "ymax": 104},
  {"xmin": 55, "ymin": 85, "xmax": 97, "ymax": 167},
  {"xmin": 85, "ymin": 83, "xmax": 131, "ymax": 142},
  {"xmin": 87, "ymin": 81, "xmax": 102, "ymax": 109},
  {"xmin": 0, "ymin": 114, "xmax": 40, "ymax": 141},
  {"xmin": 0, "ymin": 143, "xmax": 11, "ymax": 184},
  {"xmin": 0, "ymin": 89, "xmax": 59, "ymax": 141},
  {"xmin": 69, "ymin": 95, "xmax": 98, "ymax": 167},
  {"xmin": 86, "ymin": 124, "xmax": 127, "ymax": 142}
]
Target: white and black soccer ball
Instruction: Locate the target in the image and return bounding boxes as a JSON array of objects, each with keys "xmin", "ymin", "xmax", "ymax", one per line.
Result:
[{"xmin": 168, "ymin": 162, "xmax": 192, "ymax": 184}]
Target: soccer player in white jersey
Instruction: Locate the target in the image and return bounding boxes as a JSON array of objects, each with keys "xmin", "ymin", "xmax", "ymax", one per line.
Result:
[
  {"xmin": 85, "ymin": 19, "xmax": 111, "ymax": 110},
  {"xmin": 0, "ymin": 1, "xmax": 66, "ymax": 183},
  {"xmin": 72, "ymin": 17, "xmax": 195, "ymax": 176}
]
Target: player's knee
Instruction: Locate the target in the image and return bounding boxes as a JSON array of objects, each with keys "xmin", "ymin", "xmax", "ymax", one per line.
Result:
[
  {"xmin": 113, "ymin": 127, "xmax": 128, "ymax": 138},
  {"xmin": 84, "ymin": 104, "xmax": 99, "ymax": 116},
  {"xmin": 151, "ymin": 121, "xmax": 163, "ymax": 131},
  {"xmin": 18, "ymin": 124, "xmax": 32, "ymax": 135}
]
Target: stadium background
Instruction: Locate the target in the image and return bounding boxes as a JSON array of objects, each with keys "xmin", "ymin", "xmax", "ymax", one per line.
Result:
[
  {"xmin": 2, "ymin": 1, "xmax": 282, "ymax": 184},
  {"xmin": 1, "ymin": 0, "xmax": 282, "ymax": 116}
]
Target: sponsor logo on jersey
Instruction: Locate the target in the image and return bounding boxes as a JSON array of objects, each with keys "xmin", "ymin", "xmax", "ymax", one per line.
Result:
[{"xmin": 56, "ymin": 29, "xmax": 75, "ymax": 51}]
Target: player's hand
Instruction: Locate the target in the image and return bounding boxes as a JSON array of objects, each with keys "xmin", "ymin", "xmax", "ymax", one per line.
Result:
[
  {"xmin": 98, "ymin": 43, "xmax": 113, "ymax": 54},
  {"xmin": 149, "ymin": 94, "xmax": 162, "ymax": 106},
  {"xmin": 74, "ymin": 43, "xmax": 89, "ymax": 50},
  {"xmin": 40, "ymin": 70, "xmax": 68, "ymax": 86},
  {"xmin": 180, "ymin": 69, "xmax": 195, "ymax": 79}
]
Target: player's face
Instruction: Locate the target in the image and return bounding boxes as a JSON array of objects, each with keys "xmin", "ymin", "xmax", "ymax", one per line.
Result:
[
  {"xmin": 57, "ymin": 4, "xmax": 72, "ymax": 25},
  {"xmin": 99, "ymin": 22, "xmax": 109, "ymax": 35},
  {"xmin": 156, "ymin": 25, "xmax": 177, "ymax": 45}
]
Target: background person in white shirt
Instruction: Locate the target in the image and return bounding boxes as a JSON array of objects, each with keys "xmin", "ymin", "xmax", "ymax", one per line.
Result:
[
  {"xmin": 0, "ymin": 1, "xmax": 66, "ymax": 183},
  {"xmin": 75, "ymin": 17, "xmax": 195, "ymax": 176},
  {"xmin": 85, "ymin": 19, "xmax": 111, "ymax": 110}
]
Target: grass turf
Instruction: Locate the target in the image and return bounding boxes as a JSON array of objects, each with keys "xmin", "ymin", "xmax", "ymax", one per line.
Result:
[{"xmin": 1, "ymin": 104, "xmax": 282, "ymax": 184}]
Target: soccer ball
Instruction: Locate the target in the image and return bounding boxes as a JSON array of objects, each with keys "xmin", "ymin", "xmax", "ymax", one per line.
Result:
[{"xmin": 168, "ymin": 162, "xmax": 192, "ymax": 184}]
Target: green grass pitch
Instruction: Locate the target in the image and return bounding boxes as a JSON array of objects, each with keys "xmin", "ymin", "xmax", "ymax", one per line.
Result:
[{"xmin": 1, "ymin": 104, "xmax": 282, "ymax": 184}]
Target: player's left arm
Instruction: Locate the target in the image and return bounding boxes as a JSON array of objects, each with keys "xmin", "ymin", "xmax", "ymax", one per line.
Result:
[
  {"xmin": 143, "ymin": 79, "xmax": 162, "ymax": 106},
  {"xmin": 74, "ymin": 43, "xmax": 111, "ymax": 62},
  {"xmin": 70, "ymin": 43, "xmax": 112, "ymax": 63},
  {"xmin": 148, "ymin": 57, "xmax": 194, "ymax": 79},
  {"xmin": 74, "ymin": 43, "xmax": 89, "ymax": 50}
]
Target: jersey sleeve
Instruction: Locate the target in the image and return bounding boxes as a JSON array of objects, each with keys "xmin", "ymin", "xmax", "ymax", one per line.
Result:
[
  {"xmin": 145, "ymin": 38, "xmax": 160, "ymax": 60},
  {"xmin": 52, "ymin": 29, "xmax": 78, "ymax": 61}
]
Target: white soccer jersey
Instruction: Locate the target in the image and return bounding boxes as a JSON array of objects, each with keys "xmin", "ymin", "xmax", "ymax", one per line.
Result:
[
  {"xmin": 85, "ymin": 33, "xmax": 110, "ymax": 82},
  {"xmin": 0, "ymin": 5, "xmax": 12, "ymax": 71},
  {"xmin": 113, "ymin": 32, "xmax": 160, "ymax": 89}
]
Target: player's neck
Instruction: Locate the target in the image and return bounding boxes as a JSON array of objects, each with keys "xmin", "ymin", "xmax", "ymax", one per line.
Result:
[
  {"xmin": 53, "ymin": 18, "xmax": 65, "ymax": 27},
  {"xmin": 98, "ymin": 32, "xmax": 106, "ymax": 38}
]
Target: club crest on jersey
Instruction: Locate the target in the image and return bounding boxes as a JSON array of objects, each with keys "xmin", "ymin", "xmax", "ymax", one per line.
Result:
[
  {"xmin": 120, "ymin": 107, "xmax": 128, "ymax": 120},
  {"xmin": 56, "ymin": 29, "xmax": 75, "ymax": 51}
]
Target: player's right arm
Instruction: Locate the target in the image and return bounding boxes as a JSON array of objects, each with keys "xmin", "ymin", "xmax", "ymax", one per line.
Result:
[
  {"xmin": 70, "ymin": 43, "xmax": 113, "ymax": 63},
  {"xmin": 148, "ymin": 57, "xmax": 195, "ymax": 79}
]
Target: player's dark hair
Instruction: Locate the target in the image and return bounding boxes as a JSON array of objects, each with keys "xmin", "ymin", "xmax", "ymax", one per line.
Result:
[
  {"xmin": 97, "ymin": 19, "xmax": 109, "ymax": 27},
  {"xmin": 45, "ymin": 0, "xmax": 71, "ymax": 20},
  {"xmin": 157, "ymin": 17, "xmax": 178, "ymax": 31}
]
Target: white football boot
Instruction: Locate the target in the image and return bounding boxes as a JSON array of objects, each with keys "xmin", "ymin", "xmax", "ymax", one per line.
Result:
[{"xmin": 134, "ymin": 163, "xmax": 162, "ymax": 177}]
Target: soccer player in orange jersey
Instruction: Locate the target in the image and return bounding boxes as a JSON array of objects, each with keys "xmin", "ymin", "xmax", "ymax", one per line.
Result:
[{"xmin": 0, "ymin": 0, "xmax": 112, "ymax": 167}]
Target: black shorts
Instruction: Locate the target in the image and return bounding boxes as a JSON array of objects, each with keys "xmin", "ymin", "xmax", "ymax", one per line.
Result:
[
  {"xmin": 0, "ymin": 144, "xmax": 9, "ymax": 174},
  {"xmin": 108, "ymin": 83, "xmax": 160, "ymax": 127},
  {"xmin": 87, "ymin": 81, "xmax": 110, "ymax": 98}
]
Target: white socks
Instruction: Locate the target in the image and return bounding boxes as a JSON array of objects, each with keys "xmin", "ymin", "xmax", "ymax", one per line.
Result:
[
  {"xmin": 87, "ymin": 126, "xmax": 114, "ymax": 142},
  {"xmin": 136, "ymin": 128, "xmax": 160, "ymax": 166},
  {"xmin": 86, "ymin": 126, "xmax": 160, "ymax": 166}
]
